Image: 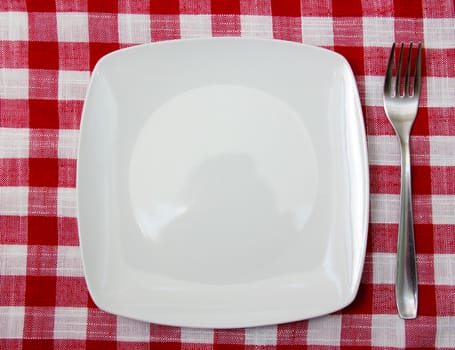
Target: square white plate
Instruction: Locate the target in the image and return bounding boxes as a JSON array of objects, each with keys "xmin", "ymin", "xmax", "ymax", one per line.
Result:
[{"xmin": 77, "ymin": 38, "xmax": 369, "ymax": 328}]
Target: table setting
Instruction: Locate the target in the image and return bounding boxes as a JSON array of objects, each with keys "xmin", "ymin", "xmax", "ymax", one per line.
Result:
[{"xmin": 1, "ymin": 0, "xmax": 454, "ymax": 348}]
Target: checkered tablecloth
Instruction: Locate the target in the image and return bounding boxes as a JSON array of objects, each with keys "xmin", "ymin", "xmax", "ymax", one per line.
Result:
[{"xmin": 1, "ymin": 0, "xmax": 454, "ymax": 348}]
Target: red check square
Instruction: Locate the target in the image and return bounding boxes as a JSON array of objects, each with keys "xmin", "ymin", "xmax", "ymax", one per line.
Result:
[
  {"xmin": 28, "ymin": 216, "xmax": 58, "ymax": 245},
  {"xmin": 342, "ymin": 283, "xmax": 374, "ymax": 314},
  {"xmin": 25, "ymin": 276, "xmax": 56, "ymax": 306},
  {"xmin": 333, "ymin": 0, "xmax": 363, "ymax": 16},
  {"xmin": 89, "ymin": 43, "xmax": 120, "ymax": 71},
  {"xmin": 23, "ymin": 339, "xmax": 54, "ymax": 350},
  {"xmin": 26, "ymin": 0, "xmax": 55, "ymax": 12},
  {"xmin": 394, "ymin": 0, "xmax": 423, "ymax": 18},
  {"xmin": 88, "ymin": 0, "xmax": 117, "ymax": 13},
  {"xmin": 86, "ymin": 341, "xmax": 119, "ymax": 350},
  {"xmin": 29, "ymin": 158, "xmax": 59, "ymax": 187},
  {"xmin": 334, "ymin": 46, "xmax": 365, "ymax": 75},
  {"xmin": 150, "ymin": 0, "xmax": 180, "ymax": 14},
  {"xmin": 28, "ymin": 42, "xmax": 59, "ymax": 70},
  {"xmin": 211, "ymin": 0, "xmax": 240, "ymax": 15},
  {"xmin": 271, "ymin": 0, "xmax": 301, "ymax": 17},
  {"xmin": 412, "ymin": 165, "xmax": 432, "ymax": 195},
  {"xmin": 415, "ymin": 224, "xmax": 435, "ymax": 254}
]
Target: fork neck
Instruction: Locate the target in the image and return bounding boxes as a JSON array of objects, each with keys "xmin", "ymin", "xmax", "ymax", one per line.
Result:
[{"xmin": 400, "ymin": 137, "xmax": 411, "ymax": 169}]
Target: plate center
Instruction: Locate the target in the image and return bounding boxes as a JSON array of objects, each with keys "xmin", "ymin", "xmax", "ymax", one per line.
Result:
[{"xmin": 128, "ymin": 84, "xmax": 319, "ymax": 283}]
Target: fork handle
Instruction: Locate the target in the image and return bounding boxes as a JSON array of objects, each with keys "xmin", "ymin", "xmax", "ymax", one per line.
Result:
[{"xmin": 396, "ymin": 139, "xmax": 418, "ymax": 319}]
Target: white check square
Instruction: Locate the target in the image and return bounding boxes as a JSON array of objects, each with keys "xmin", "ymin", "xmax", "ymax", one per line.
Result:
[
  {"xmin": 0, "ymin": 244, "xmax": 27, "ymax": 276},
  {"xmin": 0, "ymin": 128, "xmax": 29, "ymax": 158},
  {"xmin": 370, "ymin": 193, "xmax": 400, "ymax": 224},
  {"xmin": 363, "ymin": 17, "xmax": 394, "ymax": 47},
  {"xmin": 432, "ymin": 195, "xmax": 455, "ymax": 225},
  {"xmin": 364, "ymin": 75, "xmax": 383, "ymax": 107},
  {"xmin": 240, "ymin": 15, "xmax": 273, "ymax": 38},
  {"xmin": 430, "ymin": 136, "xmax": 455, "ymax": 167},
  {"xmin": 0, "ymin": 186, "xmax": 28, "ymax": 216},
  {"xmin": 56, "ymin": 12, "xmax": 89, "ymax": 42},
  {"xmin": 0, "ymin": 68, "xmax": 28, "ymax": 99},
  {"xmin": 426, "ymin": 77, "xmax": 455, "ymax": 108},
  {"xmin": 245, "ymin": 325, "xmax": 277, "ymax": 345},
  {"xmin": 307, "ymin": 315, "xmax": 341, "ymax": 346},
  {"xmin": 434, "ymin": 254, "xmax": 455, "ymax": 285},
  {"xmin": 436, "ymin": 316, "xmax": 455, "ymax": 347},
  {"xmin": 0, "ymin": 12, "xmax": 28, "ymax": 40},
  {"xmin": 57, "ymin": 187, "xmax": 77, "ymax": 218},
  {"xmin": 58, "ymin": 70, "xmax": 90, "ymax": 100},
  {"xmin": 372, "ymin": 314, "xmax": 405, "ymax": 347},
  {"xmin": 181, "ymin": 328, "xmax": 214, "ymax": 344},
  {"xmin": 179, "ymin": 15, "xmax": 212, "ymax": 38},
  {"xmin": 53, "ymin": 307, "xmax": 88, "ymax": 339},
  {"xmin": 0, "ymin": 306, "xmax": 25, "ymax": 338},
  {"xmin": 424, "ymin": 18, "xmax": 455, "ymax": 49},
  {"xmin": 57, "ymin": 246, "xmax": 84, "ymax": 277},
  {"xmin": 58, "ymin": 129, "xmax": 79, "ymax": 159},
  {"xmin": 302, "ymin": 17, "xmax": 334, "ymax": 46},
  {"xmin": 118, "ymin": 14, "xmax": 151, "ymax": 44},
  {"xmin": 117, "ymin": 316, "xmax": 150, "ymax": 342},
  {"xmin": 373, "ymin": 252, "xmax": 395, "ymax": 284}
]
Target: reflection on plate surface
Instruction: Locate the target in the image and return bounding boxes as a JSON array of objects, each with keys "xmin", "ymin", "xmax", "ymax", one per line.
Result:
[
  {"xmin": 77, "ymin": 38, "xmax": 369, "ymax": 328},
  {"xmin": 129, "ymin": 84, "xmax": 319, "ymax": 283}
]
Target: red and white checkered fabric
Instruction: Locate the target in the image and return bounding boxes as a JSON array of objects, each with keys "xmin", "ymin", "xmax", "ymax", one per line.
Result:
[{"xmin": 1, "ymin": 0, "xmax": 454, "ymax": 348}]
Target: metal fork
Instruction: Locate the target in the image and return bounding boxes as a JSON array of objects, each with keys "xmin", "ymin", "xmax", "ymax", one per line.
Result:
[{"xmin": 383, "ymin": 42, "xmax": 422, "ymax": 319}]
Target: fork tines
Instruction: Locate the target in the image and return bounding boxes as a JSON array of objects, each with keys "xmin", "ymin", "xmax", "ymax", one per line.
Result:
[{"xmin": 384, "ymin": 42, "xmax": 422, "ymax": 98}]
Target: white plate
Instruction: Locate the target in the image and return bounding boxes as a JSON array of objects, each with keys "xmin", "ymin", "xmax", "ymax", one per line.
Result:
[{"xmin": 77, "ymin": 38, "xmax": 369, "ymax": 328}]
